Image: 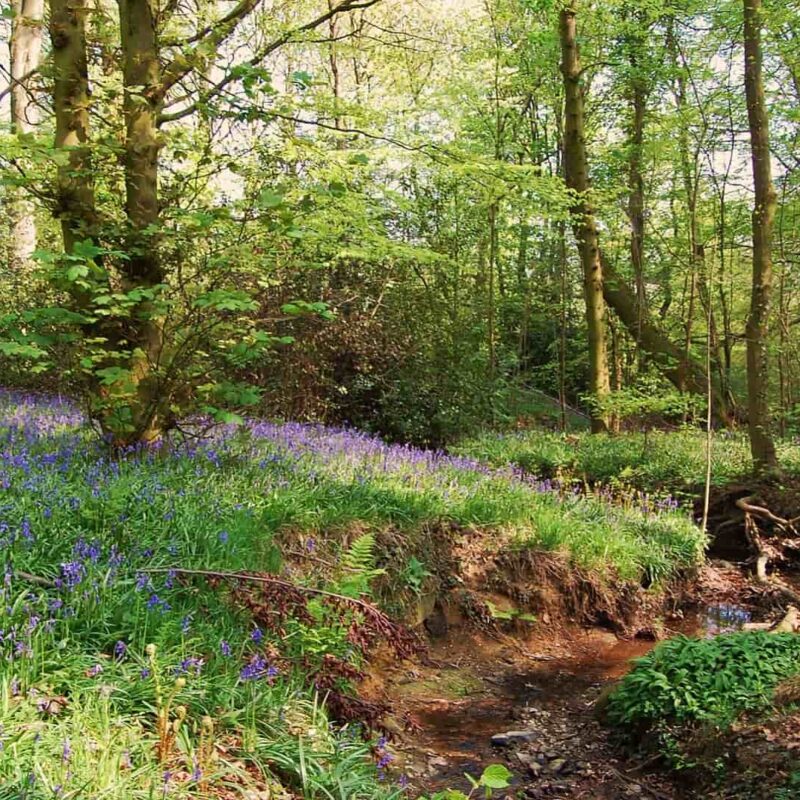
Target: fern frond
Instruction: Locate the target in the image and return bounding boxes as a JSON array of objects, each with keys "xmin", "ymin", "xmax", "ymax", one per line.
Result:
[{"xmin": 342, "ymin": 533, "xmax": 377, "ymax": 574}]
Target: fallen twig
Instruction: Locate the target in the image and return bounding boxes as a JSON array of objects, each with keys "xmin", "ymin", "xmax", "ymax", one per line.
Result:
[
  {"xmin": 141, "ymin": 566, "xmax": 381, "ymax": 615},
  {"xmin": 15, "ymin": 571, "xmax": 56, "ymax": 588}
]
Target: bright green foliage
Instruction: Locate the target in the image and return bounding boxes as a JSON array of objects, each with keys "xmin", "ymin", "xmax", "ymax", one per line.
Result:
[
  {"xmin": 607, "ymin": 632, "xmax": 800, "ymax": 733},
  {"xmin": 455, "ymin": 429, "xmax": 762, "ymax": 493},
  {"xmin": 338, "ymin": 533, "xmax": 386, "ymax": 597},
  {"xmin": 418, "ymin": 764, "xmax": 513, "ymax": 800}
]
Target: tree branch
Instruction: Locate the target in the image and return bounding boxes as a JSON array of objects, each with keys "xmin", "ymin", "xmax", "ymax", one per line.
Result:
[{"xmin": 158, "ymin": 0, "xmax": 381, "ymax": 122}]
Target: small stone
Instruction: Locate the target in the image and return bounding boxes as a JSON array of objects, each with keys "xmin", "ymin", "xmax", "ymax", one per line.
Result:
[
  {"xmin": 548, "ymin": 758, "xmax": 567, "ymax": 774},
  {"xmin": 517, "ymin": 752, "xmax": 544, "ymax": 777},
  {"xmin": 491, "ymin": 730, "xmax": 539, "ymax": 746}
]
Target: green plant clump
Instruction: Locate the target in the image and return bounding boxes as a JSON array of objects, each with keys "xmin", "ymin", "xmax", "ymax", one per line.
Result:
[{"xmin": 607, "ymin": 632, "xmax": 800, "ymax": 735}]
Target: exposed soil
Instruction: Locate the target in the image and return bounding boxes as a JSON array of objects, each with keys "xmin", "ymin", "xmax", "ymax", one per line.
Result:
[
  {"xmin": 361, "ymin": 557, "xmax": 800, "ymax": 800},
  {"xmin": 390, "ymin": 627, "xmax": 682, "ymax": 799}
]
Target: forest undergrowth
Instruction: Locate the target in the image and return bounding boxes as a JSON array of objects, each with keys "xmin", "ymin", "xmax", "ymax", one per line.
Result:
[{"xmin": 0, "ymin": 390, "xmax": 707, "ymax": 799}]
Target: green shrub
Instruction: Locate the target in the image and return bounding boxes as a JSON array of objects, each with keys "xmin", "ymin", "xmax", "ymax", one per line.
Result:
[{"xmin": 607, "ymin": 632, "xmax": 800, "ymax": 733}]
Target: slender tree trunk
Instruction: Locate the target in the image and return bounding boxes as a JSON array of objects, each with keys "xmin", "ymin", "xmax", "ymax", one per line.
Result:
[
  {"xmin": 626, "ymin": 48, "xmax": 648, "ymax": 351},
  {"xmin": 119, "ymin": 0, "xmax": 165, "ymax": 443},
  {"xmin": 559, "ymin": 1, "xmax": 610, "ymax": 432},
  {"xmin": 743, "ymin": 0, "xmax": 778, "ymax": 470},
  {"xmin": 487, "ymin": 201, "xmax": 498, "ymax": 383},
  {"xmin": 327, "ymin": 0, "xmax": 343, "ymax": 133},
  {"xmin": 558, "ymin": 220, "xmax": 568, "ymax": 432},
  {"xmin": 8, "ymin": 0, "xmax": 44, "ymax": 271}
]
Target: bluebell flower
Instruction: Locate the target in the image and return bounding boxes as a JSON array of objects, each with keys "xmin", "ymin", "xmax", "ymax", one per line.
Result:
[
  {"xmin": 59, "ymin": 561, "xmax": 84, "ymax": 589},
  {"xmin": 147, "ymin": 594, "xmax": 170, "ymax": 612}
]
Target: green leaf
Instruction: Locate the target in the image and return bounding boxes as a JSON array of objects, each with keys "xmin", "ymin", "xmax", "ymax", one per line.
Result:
[
  {"xmin": 258, "ymin": 189, "xmax": 284, "ymax": 209},
  {"xmin": 66, "ymin": 264, "xmax": 89, "ymax": 282},
  {"xmin": 479, "ymin": 764, "xmax": 512, "ymax": 789},
  {"xmin": 193, "ymin": 290, "xmax": 257, "ymax": 312},
  {"xmin": 0, "ymin": 341, "xmax": 47, "ymax": 359},
  {"xmin": 291, "ymin": 70, "xmax": 313, "ymax": 88},
  {"xmin": 94, "ymin": 366, "xmax": 132, "ymax": 386}
]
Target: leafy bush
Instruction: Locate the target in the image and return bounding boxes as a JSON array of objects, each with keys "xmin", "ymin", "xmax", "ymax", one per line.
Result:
[{"xmin": 606, "ymin": 632, "xmax": 800, "ymax": 734}]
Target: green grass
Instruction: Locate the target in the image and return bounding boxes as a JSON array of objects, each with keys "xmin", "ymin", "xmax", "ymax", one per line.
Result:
[{"xmin": 454, "ymin": 428, "xmax": 800, "ymax": 495}]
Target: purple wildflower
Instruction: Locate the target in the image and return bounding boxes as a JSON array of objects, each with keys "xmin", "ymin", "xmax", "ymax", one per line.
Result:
[{"xmin": 60, "ymin": 561, "xmax": 85, "ymax": 589}]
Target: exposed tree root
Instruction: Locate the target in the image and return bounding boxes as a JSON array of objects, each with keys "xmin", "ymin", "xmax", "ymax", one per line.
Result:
[{"xmin": 736, "ymin": 496, "xmax": 800, "ymax": 606}]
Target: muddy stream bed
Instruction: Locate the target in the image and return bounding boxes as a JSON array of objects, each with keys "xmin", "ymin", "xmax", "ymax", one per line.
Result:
[{"xmin": 383, "ymin": 603, "xmax": 755, "ymax": 799}]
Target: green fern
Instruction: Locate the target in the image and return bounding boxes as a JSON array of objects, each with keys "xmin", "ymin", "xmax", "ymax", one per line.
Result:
[
  {"xmin": 337, "ymin": 533, "xmax": 385, "ymax": 597},
  {"xmin": 342, "ymin": 533, "xmax": 377, "ymax": 573}
]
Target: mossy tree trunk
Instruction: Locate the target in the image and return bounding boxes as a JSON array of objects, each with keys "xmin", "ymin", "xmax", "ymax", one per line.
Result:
[
  {"xmin": 743, "ymin": 0, "xmax": 778, "ymax": 471},
  {"xmin": 118, "ymin": 0, "xmax": 166, "ymax": 443}
]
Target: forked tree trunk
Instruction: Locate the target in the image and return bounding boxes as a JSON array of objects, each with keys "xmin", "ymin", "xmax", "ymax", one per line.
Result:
[
  {"xmin": 602, "ymin": 255, "xmax": 731, "ymax": 424},
  {"xmin": 559, "ymin": 1, "xmax": 610, "ymax": 433},
  {"xmin": 8, "ymin": 0, "xmax": 44, "ymax": 270},
  {"xmin": 743, "ymin": 0, "xmax": 778, "ymax": 470}
]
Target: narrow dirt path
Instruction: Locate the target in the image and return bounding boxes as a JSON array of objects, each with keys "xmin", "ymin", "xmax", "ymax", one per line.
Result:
[{"xmin": 390, "ymin": 629, "xmax": 679, "ymax": 798}]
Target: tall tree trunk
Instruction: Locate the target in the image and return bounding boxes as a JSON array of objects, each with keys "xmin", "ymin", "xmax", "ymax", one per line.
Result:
[
  {"xmin": 50, "ymin": 0, "xmax": 97, "ymax": 254},
  {"xmin": 625, "ymin": 38, "xmax": 648, "ymax": 351},
  {"xmin": 118, "ymin": 0, "xmax": 165, "ymax": 443},
  {"xmin": 559, "ymin": 0, "xmax": 610, "ymax": 433},
  {"xmin": 487, "ymin": 201, "xmax": 498, "ymax": 383},
  {"xmin": 743, "ymin": 0, "xmax": 778, "ymax": 470},
  {"xmin": 8, "ymin": 0, "xmax": 44, "ymax": 271}
]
